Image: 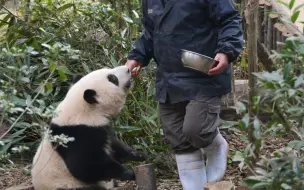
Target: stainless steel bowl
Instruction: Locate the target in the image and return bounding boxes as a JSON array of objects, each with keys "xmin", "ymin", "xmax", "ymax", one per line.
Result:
[{"xmin": 181, "ymin": 49, "xmax": 217, "ymax": 73}]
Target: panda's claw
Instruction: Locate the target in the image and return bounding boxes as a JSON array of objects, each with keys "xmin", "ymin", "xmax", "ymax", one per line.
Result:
[
  {"xmin": 131, "ymin": 151, "xmax": 148, "ymax": 161},
  {"xmin": 121, "ymin": 169, "xmax": 136, "ymax": 181}
]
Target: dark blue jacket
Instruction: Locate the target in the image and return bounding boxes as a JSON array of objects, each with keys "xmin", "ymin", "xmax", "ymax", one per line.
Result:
[{"xmin": 128, "ymin": 0, "xmax": 243, "ymax": 104}]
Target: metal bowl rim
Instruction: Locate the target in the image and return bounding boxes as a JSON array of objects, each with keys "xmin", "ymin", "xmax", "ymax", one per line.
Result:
[{"xmin": 181, "ymin": 49, "xmax": 214, "ymax": 61}]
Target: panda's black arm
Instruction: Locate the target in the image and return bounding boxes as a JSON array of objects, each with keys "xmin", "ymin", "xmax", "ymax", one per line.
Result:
[
  {"xmin": 65, "ymin": 153, "xmax": 136, "ymax": 182},
  {"xmin": 111, "ymin": 137, "xmax": 147, "ymax": 163},
  {"xmin": 105, "ymin": 125, "xmax": 147, "ymax": 163},
  {"xmin": 50, "ymin": 124, "xmax": 136, "ymax": 183}
]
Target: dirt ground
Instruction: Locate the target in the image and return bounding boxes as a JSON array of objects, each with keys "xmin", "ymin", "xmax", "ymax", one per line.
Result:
[{"xmin": 0, "ymin": 128, "xmax": 293, "ymax": 190}]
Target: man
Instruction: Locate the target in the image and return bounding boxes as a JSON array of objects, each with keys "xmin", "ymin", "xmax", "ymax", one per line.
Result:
[{"xmin": 125, "ymin": 0, "xmax": 243, "ymax": 189}]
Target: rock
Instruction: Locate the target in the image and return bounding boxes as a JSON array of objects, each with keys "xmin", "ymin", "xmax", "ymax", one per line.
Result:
[
  {"xmin": 204, "ymin": 181, "xmax": 234, "ymax": 190},
  {"xmin": 6, "ymin": 184, "xmax": 34, "ymax": 190},
  {"xmin": 235, "ymin": 187, "xmax": 249, "ymax": 190}
]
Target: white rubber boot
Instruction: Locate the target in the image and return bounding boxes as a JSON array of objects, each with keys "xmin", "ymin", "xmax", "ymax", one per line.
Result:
[
  {"xmin": 202, "ymin": 131, "xmax": 229, "ymax": 182},
  {"xmin": 175, "ymin": 150, "xmax": 207, "ymax": 190}
]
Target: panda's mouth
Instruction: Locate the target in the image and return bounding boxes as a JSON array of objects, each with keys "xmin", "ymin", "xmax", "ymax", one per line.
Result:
[{"xmin": 124, "ymin": 79, "xmax": 132, "ymax": 89}]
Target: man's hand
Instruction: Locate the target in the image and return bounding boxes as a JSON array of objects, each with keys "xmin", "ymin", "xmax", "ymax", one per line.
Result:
[
  {"xmin": 125, "ymin": 59, "xmax": 143, "ymax": 77},
  {"xmin": 208, "ymin": 53, "xmax": 229, "ymax": 76}
]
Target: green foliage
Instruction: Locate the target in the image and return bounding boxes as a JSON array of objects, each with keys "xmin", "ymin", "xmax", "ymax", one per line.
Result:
[
  {"xmin": 0, "ymin": 0, "xmax": 169, "ymax": 171},
  {"xmin": 226, "ymin": 1, "xmax": 304, "ymax": 188},
  {"xmin": 235, "ymin": 63, "xmax": 304, "ymax": 189},
  {"xmin": 229, "ymin": 31, "xmax": 304, "ymax": 190}
]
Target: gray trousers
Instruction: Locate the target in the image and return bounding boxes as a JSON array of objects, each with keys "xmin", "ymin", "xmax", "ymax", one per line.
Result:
[{"xmin": 159, "ymin": 96, "xmax": 221, "ymax": 154}]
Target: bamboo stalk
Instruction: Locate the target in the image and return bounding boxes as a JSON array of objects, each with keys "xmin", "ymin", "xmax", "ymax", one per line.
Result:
[
  {"xmin": 242, "ymin": 0, "xmax": 248, "ymax": 41},
  {"xmin": 263, "ymin": 2, "xmax": 272, "ymax": 46},
  {"xmin": 24, "ymin": 0, "xmax": 31, "ymax": 22},
  {"xmin": 267, "ymin": 14, "xmax": 279, "ymax": 50},
  {"xmin": 258, "ymin": 0, "xmax": 265, "ymax": 43},
  {"xmin": 245, "ymin": 0, "xmax": 259, "ymax": 169}
]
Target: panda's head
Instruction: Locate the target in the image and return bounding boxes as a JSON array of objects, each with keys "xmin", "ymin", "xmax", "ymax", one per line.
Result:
[
  {"xmin": 73, "ymin": 65, "xmax": 132, "ymax": 105},
  {"xmin": 52, "ymin": 66, "xmax": 132, "ymax": 126}
]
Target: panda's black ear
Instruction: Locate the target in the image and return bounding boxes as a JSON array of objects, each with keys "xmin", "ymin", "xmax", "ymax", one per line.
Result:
[
  {"xmin": 72, "ymin": 75, "xmax": 83, "ymax": 84},
  {"xmin": 84, "ymin": 89, "xmax": 99, "ymax": 104}
]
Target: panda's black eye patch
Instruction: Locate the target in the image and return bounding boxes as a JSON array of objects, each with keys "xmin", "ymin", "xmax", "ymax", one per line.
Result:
[{"xmin": 107, "ymin": 74, "xmax": 119, "ymax": 86}]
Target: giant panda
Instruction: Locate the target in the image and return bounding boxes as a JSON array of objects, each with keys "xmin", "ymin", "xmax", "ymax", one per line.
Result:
[{"xmin": 31, "ymin": 65, "xmax": 147, "ymax": 190}]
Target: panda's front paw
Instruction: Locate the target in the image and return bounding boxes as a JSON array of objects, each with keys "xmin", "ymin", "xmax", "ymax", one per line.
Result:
[
  {"xmin": 130, "ymin": 151, "xmax": 147, "ymax": 161},
  {"xmin": 121, "ymin": 169, "xmax": 135, "ymax": 181}
]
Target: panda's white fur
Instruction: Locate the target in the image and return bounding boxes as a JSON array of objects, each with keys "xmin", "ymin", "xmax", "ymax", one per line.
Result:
[
  {"xmin": 31, "ymin": 65, "xmax": 145, "ymax": 190},
  {"xmin": 53, "ymin": 66, "xmax": 132, "ymax": 126}
]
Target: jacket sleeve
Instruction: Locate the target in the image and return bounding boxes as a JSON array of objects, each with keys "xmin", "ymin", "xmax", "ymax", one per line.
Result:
[
  {"xmin": 207, "ymin": 0, "xmax": 244, "ymax": 62},
  {"xmin": 127, "ymin": 0, "xmax": 154, "ymax": 67}
]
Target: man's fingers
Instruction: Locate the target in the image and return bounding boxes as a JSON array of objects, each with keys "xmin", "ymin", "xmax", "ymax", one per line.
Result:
[
  {"xmin": 133, "ymin": 66, "xmax": 141, "ymax": 73},
  {"xmin": 208, "ymin": 53, "xmax": 229, "ymax": 76},
  {"xmin": 208, "ymin": 69, "xmax": 220, "ymax": 75},
  {"xmin": 132, "ymin": 66, "xmax": 141, "ymax": 76},
  {"xmin": 208, "ymin": 61, "xmax": 223, "ymax": 75},
  {"xmin": 209, "ymin": 60, "xmax": 219, "ymax": 69}
]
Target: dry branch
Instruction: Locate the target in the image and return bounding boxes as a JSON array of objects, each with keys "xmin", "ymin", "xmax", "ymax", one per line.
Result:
[
  {"xmin": 257, "ymin": 41, "xmax": 274, "ymax": 71},
  {"xmin": 5, "ymin": 185, "xmax": 34, "ymax": 190}
]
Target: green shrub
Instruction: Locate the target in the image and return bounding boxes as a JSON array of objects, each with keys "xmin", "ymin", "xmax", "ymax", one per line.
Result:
[{"xmin": 230, "ymin": 27, "xmax": 304, "ymax": 190}]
